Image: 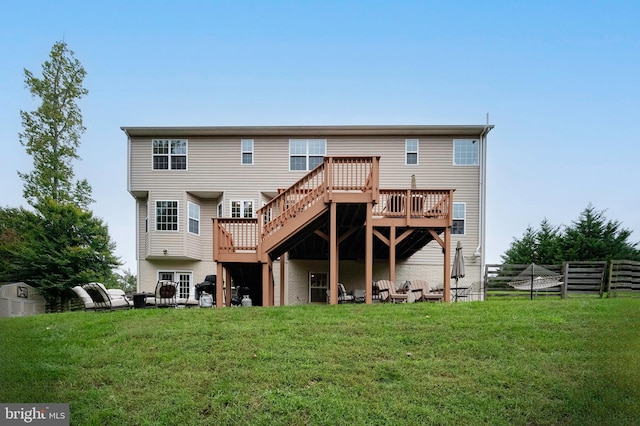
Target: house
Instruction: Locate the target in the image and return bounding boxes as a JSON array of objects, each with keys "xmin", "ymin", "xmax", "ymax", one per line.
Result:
[{"xmin": 122, "ymin": 125, "xmax": 493, "ymax": 306}]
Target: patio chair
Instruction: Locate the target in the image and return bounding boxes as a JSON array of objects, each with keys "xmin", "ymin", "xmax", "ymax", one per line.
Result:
[
  {"xmin": 375, "ymin": 280, "xmax": 408, "ymax": 303},
  {"xmin": 454, "ymin": 283, "xmax": 473, "ymax": 302},
  {"xmin": 81, "ymin": 282, "xmax": 132, "ymax": 311},
  {"xmin": 338, "ymin": 283, "xmax": 355, "ymax": 303},
  {"xmin": 153, "ymin": 280, "xmax": 178, "ymax": 308},
  {"xmin": 406, "ymin": 280, "xmax": 444, "ymax": 302}
]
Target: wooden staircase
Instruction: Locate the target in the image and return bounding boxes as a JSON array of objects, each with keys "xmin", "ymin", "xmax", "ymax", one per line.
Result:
[{"xmin": 213, "ymin": 156, "xmax": 455, "ymax": 306}]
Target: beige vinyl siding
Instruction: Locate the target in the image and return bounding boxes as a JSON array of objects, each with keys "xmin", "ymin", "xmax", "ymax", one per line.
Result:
[
  {"xmin": 129, "ymin": 130, "xmax": 485, "ymax": 297},
  {"xmin": 137, "ymin": 199, "xmax": 148, "ymax": 259}
]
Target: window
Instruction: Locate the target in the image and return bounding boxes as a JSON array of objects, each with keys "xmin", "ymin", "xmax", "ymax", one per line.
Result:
[
  {"xmin": 405, "ymin": 139, "xmax": 419, "ymax": 165},
  {"xmin": 289, "ymin": 139, "xmax": 326, "ymax": 171},
  {"xmin": 158, "ymin": 271, "xmax": 192, "ymax": 299},
  {"xmin": 453, "ymin": 139, "xmax": 479, "ymax": 165},
  {"xmin": 309, "ymin": 272, "xmax": 328, "ymax": 303},
  {"xmin": 153, "ymin": 139, "xmax": 187, "ymax": 170},
  {"xmin": 241, "ymin": 139, "xmax": 254, "ymax": 165},
  {"xmin": 231, "ymin": 200, "xmax": 254, "ymax": 218},
  {"xmin": 452, "ymin": 203, "xmax": 466, "ymax": 235},
  {"xmin": 188, "ymin": 202, "xmax": 200, "ymax": 235},
  {"xmin": 156, "ymin": 201, "xmax": 178, "ymax": 231}
]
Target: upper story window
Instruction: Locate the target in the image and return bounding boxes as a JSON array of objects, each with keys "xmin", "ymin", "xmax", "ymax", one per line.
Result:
[
  {"xmin": 452, "ymin": 202, "xmax": 466, "ymax": 235},
  {"xmin": 453, "ymin": 139, "xmax": 479, "ymax": 165},
  {"xmin": 156, "ymin": 201, "xmax": 179, "ymax": 231},
  {"xmin": 405, "ymin": 139, "xmax": 419, "ymax": 165},
  {"xmin": 231, "ymin": 200, "xmax": 254, "ymax": 218},
  {"xmin": 241, "ymin": 139, "xmax": 254, "ymax": 165},
  {"xmin": 289, "ymin": 139, "xmax": 326, "ymax": 171},
  {"xmin": 188, "ymin": 202, "xmax": 200, "ymax": 235},
  {"xmin": 153, "ymin": 139, "xmax": 187, "ymax": 170}
]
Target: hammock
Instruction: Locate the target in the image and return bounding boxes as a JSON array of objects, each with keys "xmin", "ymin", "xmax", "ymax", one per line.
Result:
[
  {"xmin": 509, "ymin": 275, "xmax": 563, "ymax": 290},
  {"xmin": 508, "ymin": 264, "xmax": 563, "ymax": 291}
]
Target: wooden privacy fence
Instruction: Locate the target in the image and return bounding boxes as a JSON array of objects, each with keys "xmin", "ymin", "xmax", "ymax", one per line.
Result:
[
  {"xmin": 484, "ymin": 264, "xmax": 564, "ymax": 299},
  {"xmin": 608, "ymin": 260, "xmax": 640, "ymax": 297},
  {"xmin": 563, "ymin": 261, "xmax": 608, "ymax": 297},
  {"xmin": 484, "ymin": 261, "xmax": 609, "ymax": 299}
]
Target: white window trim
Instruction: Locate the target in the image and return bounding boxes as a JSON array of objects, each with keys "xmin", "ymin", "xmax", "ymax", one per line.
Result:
[
  {"xmin": 157, "ymin": 270, "xmax": 193, "ymax": 299},
  {"xmin": 453, "ymin": 139, "xmax": 479, "ymax": 166},
  {"xmin": 452, "ymin": 202, "xmax": 466, "ymax": 235},
  {"xmin": 241, "ymin": 139, "xmax": 254, "ymax": 165},
  {"xmin": 155, "ymin": 200, "xmax": 179, "ymax": 232},
  {"xmin": 230, "ymin": 200, "xmax": 255, "ymax": 218},
  {"xmin": 405, "ymin": 139, "xmax": 419, "ymax": 166},
  {"xmin": 289, "ymin": 139, "xmax": 327, "ymax": 171},
  {"xmin": 187, "ymin": 202, "xmax": 200, "ymax": 235},
  {"xmin": 152, "ymin": 139, "xmax": 188, "ymax": 170}
]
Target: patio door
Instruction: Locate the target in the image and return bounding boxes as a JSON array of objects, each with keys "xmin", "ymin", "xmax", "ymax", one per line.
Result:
[{"xmin": 309, "ymin": 272, "xmax": 328, "ymax": 303}]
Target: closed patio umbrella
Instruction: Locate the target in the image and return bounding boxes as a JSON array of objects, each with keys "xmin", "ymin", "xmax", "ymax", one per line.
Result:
[{"xmin": 451, "ymin": 241, "xmax": 466, "ymax": 301}]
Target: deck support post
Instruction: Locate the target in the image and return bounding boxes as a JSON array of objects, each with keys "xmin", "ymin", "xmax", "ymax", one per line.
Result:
[
  {"xmin": 216, "ymin": 262, "xmax": 224, "ymax": 308},
  {"xmin": 443, "ymin": 226, "xmax": 451, "ymax": 302},
  {"xmin": 262, "ymin": 262, "xmax": 271, "ymax": 306},
  {"xmin": 365, "ymin": 202, "xmax": 373, "ymax": 304},
  {"xmin": 329, "ymin": 201, "xmax": 338, "ymax": 305},
  {"xmin": 389, "ymin": 225, "xmax": 396, "ymax": 285}
]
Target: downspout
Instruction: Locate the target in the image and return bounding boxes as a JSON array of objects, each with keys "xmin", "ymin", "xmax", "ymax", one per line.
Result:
[{"xmin": 474, "ymin": 115, "xmax": 491, "ymax": 268}]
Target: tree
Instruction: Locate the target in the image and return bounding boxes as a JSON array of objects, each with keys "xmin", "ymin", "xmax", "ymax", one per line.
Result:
[
  {"xmin": 5, "ymin": 200, "xmax": 120, "ymax": 308},
  {"xmin": 501, "ymin": 204, "xmax": 640, "ymax": 264},
  {"xmin": 103, "ymin": 268, "xmax": 137, "ymax": 294},
  {"xmin": 18, "ymin": 41, "xmax": 92, "ymax": 209},
  {"xmin": 9, "ymin": 41, "xmax": 121, "ymax": 309},
  {"xmin": 561, "ymin": 204, "xmax": 640, "ymax": 262}
]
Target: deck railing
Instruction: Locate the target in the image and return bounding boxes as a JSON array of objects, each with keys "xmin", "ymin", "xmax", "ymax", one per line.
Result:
[
  {"xmin": 258, "ymin": 156, "xmax": 378, "ymax": 241},
  {"xmin": 214, "ymin": 218, "xmax": 259, "ymax": 254},
  {"xmin": 373, "ymin": 189, "xmax": 453, "ymax": 220}
]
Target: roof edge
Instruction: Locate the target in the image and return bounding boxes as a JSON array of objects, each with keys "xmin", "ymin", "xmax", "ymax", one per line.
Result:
[{"xmin": 121, "ymin": 124, "xmax": 494, "ymax": 138}]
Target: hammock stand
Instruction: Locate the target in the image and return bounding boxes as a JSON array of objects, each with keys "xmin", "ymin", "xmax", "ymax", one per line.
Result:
[{"xmin": 508, "ymin": 264, "xmax": 563, "ymax": 299}]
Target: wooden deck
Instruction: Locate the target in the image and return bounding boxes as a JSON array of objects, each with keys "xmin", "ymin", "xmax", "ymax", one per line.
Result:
[{"xmin": 213, "ymin": 156, "xmax": 455, "ymax": 306}]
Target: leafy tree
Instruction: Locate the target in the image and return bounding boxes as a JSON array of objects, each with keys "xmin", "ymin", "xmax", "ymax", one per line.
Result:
[
  {"xmin": 18, "ymin": 41, "xmax": 92, "ymax": 209},
  {"xmin": 0, "ymin": 207, "xmax": 31, "ymax": 280},
  {"xmin": 5, "ymin": 200, "xmax": 120, "ymax": 308},
  {"xmin": 103, "ymin": 268, "xmax": 137, "ymax": 293}
]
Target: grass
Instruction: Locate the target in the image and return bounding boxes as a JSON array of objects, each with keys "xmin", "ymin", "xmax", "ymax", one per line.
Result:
[{"xmin": 1, "ymin": 299, "xmax": 639, "ymax": 425}]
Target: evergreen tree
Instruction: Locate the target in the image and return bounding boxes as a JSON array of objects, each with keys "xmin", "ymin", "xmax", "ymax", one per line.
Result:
[
  {"xmin": 501, "ymin": 204, "xmax": 640, "ymax": 264},
  {"xmin": 18, "ymin": 41, "xmax": 92, "ymax": 208},
  {"xmin": 561, "ymin": 204, "xmax": 640, "ymax": 262}
]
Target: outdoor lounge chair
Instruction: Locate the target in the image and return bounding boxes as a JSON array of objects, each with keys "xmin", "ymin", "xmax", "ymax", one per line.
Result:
[
  {"xmin": 338, "ymin": 283, "xmax": 355, "ymax": 303},
  {"xmin": 374, "ymin": 280, "xmax": 408, "ymax": 303},
  {"xmin": 72, "ymin": 286, "xmax": 95, "ymax": 310},
  {"xmin": 406, "ymin": 280, "xmax": 444, "ymax": 302},
  {"xmin": 81, "ymin": 282, "xmax": 132, "ymax": 311}
]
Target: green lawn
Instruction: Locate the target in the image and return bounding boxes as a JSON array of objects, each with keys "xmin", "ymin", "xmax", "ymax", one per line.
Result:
[{"xmin": 1, "ymin": 299, "xmax": 639, "ymax": 425}]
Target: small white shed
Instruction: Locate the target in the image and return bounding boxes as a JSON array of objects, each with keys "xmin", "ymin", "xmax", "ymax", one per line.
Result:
[{"xmin": 0, "ymin": 282, "xmax": 46, "ymax": 317}]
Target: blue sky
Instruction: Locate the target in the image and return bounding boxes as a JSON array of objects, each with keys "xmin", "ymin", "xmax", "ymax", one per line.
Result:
[{"xmin": 1, "ymin": 1, "xmax": 639, "ymax": 273}]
